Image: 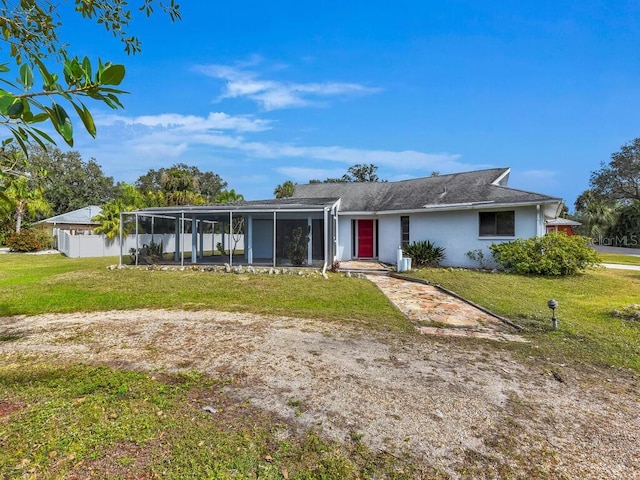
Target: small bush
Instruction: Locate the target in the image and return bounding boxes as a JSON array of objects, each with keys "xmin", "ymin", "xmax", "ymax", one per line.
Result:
[
  {"xmin": 403, "ymin": 240, "xmax": 446, "ymax": 267},
  {"xmin": 489, "ymin": 232, "xmax": 600, "ymax": 276},
  {"xmin": 286, "ymin": 226, "xmax": 310, "ymax": 266},
  {"xmin": 5, "ymin": 228, "xmax": 53, "ymax": 252}
]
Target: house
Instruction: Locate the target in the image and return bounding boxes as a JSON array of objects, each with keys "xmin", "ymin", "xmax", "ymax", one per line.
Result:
[
  {"xmin": 36, "ymin": 205, "xmax": 102, "ymax": 236},
  {"xmin": 545, "ymin": 217, "xmax": 582, "ymax": 236},
  {"xmin": 125, "ymin": 167, "xmax": 564, "ymax": 269}
]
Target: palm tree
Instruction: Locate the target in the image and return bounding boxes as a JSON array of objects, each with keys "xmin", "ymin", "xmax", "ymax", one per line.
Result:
[
  {"xmin": 583, "ymin": 200, "xmax": 617, "ymax": 238},
  {"xmin": 214, "ymin": 189, "xmax": 245, "ymax": 204},
  {"xmin": 274, "ymin": 180, "xmax": 295, "ymax": 199},
  {"xmin": 92, "ymin": 200, "xmax": 126, "ymax": 240},
  {"xmin": 2, "ymin": 176, "xmax": 50, "ymax": 233}
]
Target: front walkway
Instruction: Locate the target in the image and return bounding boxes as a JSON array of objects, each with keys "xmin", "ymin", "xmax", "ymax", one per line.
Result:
[{"xmin": 367, "ymin": 275, "xmax": 526, "ymax": 342}]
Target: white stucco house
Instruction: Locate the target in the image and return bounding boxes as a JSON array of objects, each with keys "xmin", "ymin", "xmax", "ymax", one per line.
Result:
[{"xmin": 125, "ymin": 167, "xmax": 564, "ymax": 269}]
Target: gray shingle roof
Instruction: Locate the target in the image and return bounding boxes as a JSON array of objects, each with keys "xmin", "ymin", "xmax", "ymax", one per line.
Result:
[
  {"xmin": 292, "ymin": 168, "xmax": 561, "ymax": 212},
  {"xmin": 36, "ymin": 205, "xmax": 102, "ymax": 225}
]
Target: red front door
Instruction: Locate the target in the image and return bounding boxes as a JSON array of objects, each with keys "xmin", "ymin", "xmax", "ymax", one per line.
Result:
[{"xmin": 357, "ymin": 220, "xmax": 374, "ymax": 258}]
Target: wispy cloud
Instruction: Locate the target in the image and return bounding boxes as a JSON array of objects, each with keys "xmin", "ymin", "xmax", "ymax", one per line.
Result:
[
  {"xmin": 195, "ymin": 62, "xmax": 381, "ymax": 110},
  {"xmin": 95, "ymin": 112, "xmax": 271, "ymax": 133}
]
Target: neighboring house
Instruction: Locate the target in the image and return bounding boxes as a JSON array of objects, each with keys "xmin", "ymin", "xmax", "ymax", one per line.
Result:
[
  {"xmin": 127, "ymin": 167, "xmax": 565, "ymax": 268},
  {"xmin": 36, "ymin": 206, "xmax": 102, "ymax": 236},
  {"xmin": 545, "ymin": 217, "xmax": 582, "ymax": 236}
]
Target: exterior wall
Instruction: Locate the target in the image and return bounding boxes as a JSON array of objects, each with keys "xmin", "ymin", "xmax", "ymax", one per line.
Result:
[
  {"xmin": 339, "ymin": 206, "xmax": 541, "ymax": 267},
  {"xmin": 336, "ymin": 216, "xmax": 353, "ymax": 261}
]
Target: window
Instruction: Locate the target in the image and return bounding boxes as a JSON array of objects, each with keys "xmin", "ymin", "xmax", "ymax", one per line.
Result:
[
  {"xmin": 479, "ymin": 211, "xmax": 515, "ymax": 236},
  {"xmin": 400, "ymin": 216, "xmax": 410, "ymax": 248}
]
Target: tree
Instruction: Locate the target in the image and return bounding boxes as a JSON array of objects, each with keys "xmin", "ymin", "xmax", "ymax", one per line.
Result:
[
  {"xmin": 26, "ymin": 146, "xmax": 115, "ymax": 216},
  {"xmin": 589, "ymin": 138, "xmax": 640, "ymax": 202},
  {"xmin": 309, "ymin": 163, "xmax": 385, "ymax": 183},
  {"xmin": 1, "ymin": 175, "xmax": 50, "ymax": 233},
  {"xmin": 274, "ymin": 180, "xmax": 295, "ymax": 198},
  {"xmin": 574, "ymin": 189, "xmax": 617, "ymax": 238},
  {"xmin": 214, "ymin": 189, "xmax": 245, "ymax": 204},
  {"xmin": 343, "ymin": 163, "xmax": 382, "ymax": 182},
  {"xmin": 135, "ymin": 163, "xmax": 227, "ymax": 204},
  {"xmin": 92, "ymin": 183, "xmax": 146, "ymax": 240},
  {"xmin": 0, "ymin": 1, "xmax": 181, "ymax": 182}
]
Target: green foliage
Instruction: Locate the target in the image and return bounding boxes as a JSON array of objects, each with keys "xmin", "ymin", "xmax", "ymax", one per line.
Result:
[
  {"xmin": 274, "ymin": 180, "xmax": 295, "ymax": 198},
  {"xmin": 25, "ymin": 146, "xmax": 116, "ymax": 216},
  {"xmin": 4, "ymin": 226, "xmax": 52, "ymax": 252},
  {"xmin": 465, "ymin": 248, "xmax": 489, "ymax": 269},
  {"xmin": 403, "ymin": 240, "xmax": 446, "ymax": 267},
  {"xmin": 0, "ymin": 0, "xmax": 181, "ymax": 182},
  {"xmin": 490, "ymin": 232, "xmax": 601, "ymax": 276},
  {"xmin": 309, "ymin": 163, "xmax": 385, "ymax": 183},
  {"xmin": 286, "ymin": 226, "xmax": 310, "ymax": 266},
  {"xmin": 129, "ymin": 240, "xmax": 163, "ymax": 264},
  {"xmin": 602, "ymin": 201, "xmax": 640, "ymax": 248},
  {"xmin": 589, "ymin": 137, "xmax": 640, "ymax": 202},
  {"xmin": 135, "ymin": 163, "xmax": 227, "ymax": 204}
]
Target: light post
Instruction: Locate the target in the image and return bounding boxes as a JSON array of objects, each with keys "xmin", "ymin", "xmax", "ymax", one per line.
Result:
[{"xmin": 547, "ymin": 299, "xmax": 558, "ymax": 331}]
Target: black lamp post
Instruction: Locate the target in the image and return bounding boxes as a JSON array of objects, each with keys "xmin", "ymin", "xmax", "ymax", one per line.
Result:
[{"xmin": 547, "ymin": 299, "xmax": 558, "ymax": 331}]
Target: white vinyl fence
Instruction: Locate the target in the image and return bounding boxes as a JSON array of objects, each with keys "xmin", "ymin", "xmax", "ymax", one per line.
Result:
[{"xmin": 55, "ymin": 230, "xmax": 244, "ymax": 259}]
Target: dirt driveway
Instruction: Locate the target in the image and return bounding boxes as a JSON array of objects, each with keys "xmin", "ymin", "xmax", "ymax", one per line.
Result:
[{"xmin": 1, "ymin": 309, "xmax": 638, "ymax": 479}]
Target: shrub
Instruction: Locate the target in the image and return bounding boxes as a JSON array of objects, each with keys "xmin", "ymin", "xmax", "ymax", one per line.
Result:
[
  {"xmin": 465, "ymin": 248, "xmax": 489, "ymax": 269},
  {"xmin": 286, "ymin": 226, "xmax": 310, "ymax": 266},
  {"xmin": 5, "ymin": 228, "xmax": 53, "ymax": 252},
  {"xmin": 403, "ymin": 240, "xmax": 446, "ymax": 267},
  {"xmin": 489, "ymin": 232, "xmax": 600, "ymax": 276}
]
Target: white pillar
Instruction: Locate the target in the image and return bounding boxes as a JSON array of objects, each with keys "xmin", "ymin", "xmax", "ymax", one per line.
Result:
[
  {"xmin": 273, "ymin": 211, "xmax": 277, "ymax": 267},
  {"xmin": 135, "ymin": 213, "xmax": 139, "ymax": 266},
  {"xmin": 229, "ymin": 211, "xmax": 233, "ymax": 266},
  {"xmin": 247, "ymin": 215, "xmax": 253, "ymax": 264},
  {"xmin": 199, "ymin": 221, "xmax": 204, "ymax": 259},
  {"xmin": 191, "ymin": 216, "xmax": 197, "ymax": 264}
]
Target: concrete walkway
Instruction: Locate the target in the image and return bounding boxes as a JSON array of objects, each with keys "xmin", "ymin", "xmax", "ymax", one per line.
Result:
[
  {"xmin": 601, "ymin": 263, "xmax": 640, "ymax": 271},
  {"xmin": 366, "ymin": 275, "xmax": 526, "ymax": 342}
]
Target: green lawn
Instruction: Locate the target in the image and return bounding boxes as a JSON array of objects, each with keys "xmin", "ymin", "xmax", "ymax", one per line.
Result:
[
  {"xmin": 409, "ymin": 266, "xmax": 640, "ymax": 371},
  {"xmin": 599, "ymin": 251, "xmax": 640, "ymax": 266},
  {"xmin": 1, "ymin": 254, "xmax": 639, "ymax": 478},
  {"xmin": 0, "ymin": 254, "xmax": 410, "ymax": 332}
]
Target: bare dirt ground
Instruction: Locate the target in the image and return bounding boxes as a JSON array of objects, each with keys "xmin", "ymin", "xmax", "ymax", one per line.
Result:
[{"xmin": 1, "ymin": 309, "xmax": 639, "ymax": 479}]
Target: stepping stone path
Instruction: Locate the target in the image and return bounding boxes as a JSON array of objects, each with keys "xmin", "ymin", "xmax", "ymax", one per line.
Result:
[{"xmin": 366, "ymin": 275, "xmax": 526, "ymax": 342}]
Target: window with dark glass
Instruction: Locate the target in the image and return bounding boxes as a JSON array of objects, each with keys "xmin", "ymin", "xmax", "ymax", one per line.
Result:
[
  {"xmin": 479, "ymin": 211, "xmax": 515, "ymax": 236},
  {"xmin": 401, "ymin": 216, "xmax": 410, "ymax": 248}
]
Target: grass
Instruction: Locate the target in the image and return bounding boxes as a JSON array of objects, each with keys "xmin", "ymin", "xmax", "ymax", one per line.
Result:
[
  {"xmin": 0, "ymin": 254, "xmax": 410, "ymax": 333},
  {"xmin": 598, "ymin": 251, "xmax": 640, "ymax": 266},
  {"xmin": 409, "ymin": 266, "xmax": 640, "ymax": 371},
  {"xmin": 0, "ymin": 362, "xmax": 420, "ymax": 479}
]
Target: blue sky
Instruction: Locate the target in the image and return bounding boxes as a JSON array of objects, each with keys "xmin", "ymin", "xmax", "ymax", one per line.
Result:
[{"xmin": 52, "ymin": 1, "xmax": 640, "ymax": 209}]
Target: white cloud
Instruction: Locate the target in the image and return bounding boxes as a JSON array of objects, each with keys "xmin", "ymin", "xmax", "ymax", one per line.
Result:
[
  {"xmin": 95, "ymin": 112, "xmax": 271, "ymax": 133},
  {"xmin": 195, "ymin": 63, "xmax": 381, "ymax": 111}
]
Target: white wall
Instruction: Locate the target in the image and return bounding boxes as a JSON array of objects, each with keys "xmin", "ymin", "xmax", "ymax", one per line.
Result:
[
  {"xmin": 336, "ymin": 216, "xmax": 352, "ymax": 261},
  {"xmin": 55, "ymin": 231, "xmax": 243, "ymax": 260},
  {"xmin": 339, "ymin": 206, "xmax": 541, "ymax": 267}
]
